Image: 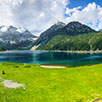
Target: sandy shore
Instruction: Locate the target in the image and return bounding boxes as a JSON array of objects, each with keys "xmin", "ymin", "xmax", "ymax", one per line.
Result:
[{"xmin": 40, "ymin": 65, "xmax": 66, "ymax": 68}]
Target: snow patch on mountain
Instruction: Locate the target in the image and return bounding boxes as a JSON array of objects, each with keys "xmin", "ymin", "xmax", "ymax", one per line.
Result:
[
  {"xmin": 0, "ymin": 25, "xmax": 27, "ymax": 33},
  {"xmin": 0, "ymin": 26, "xmax": 9, "ymax": 32},
  {"xmin": 16, "ymin": 27, "xmax": 26, "ymax": 33}
]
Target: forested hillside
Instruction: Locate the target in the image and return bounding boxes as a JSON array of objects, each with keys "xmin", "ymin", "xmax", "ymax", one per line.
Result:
[
  {"xmin": 32, "ymin": 21, "xmax": 99, "ymax": 51},
  {"xmin": 37, "ymin": 32, "xmax": 102, "ymax": 51}
]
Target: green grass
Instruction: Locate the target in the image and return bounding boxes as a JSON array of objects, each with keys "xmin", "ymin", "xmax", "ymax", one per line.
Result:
[{"xmin": 0, "ymin": 63, "xmax": 102, "ymax": 102}]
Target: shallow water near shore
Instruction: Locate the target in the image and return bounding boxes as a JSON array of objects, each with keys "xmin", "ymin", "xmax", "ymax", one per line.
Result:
[{"xmin": 0, "ymin": 50, "xmax": 102, "ymax": 66}]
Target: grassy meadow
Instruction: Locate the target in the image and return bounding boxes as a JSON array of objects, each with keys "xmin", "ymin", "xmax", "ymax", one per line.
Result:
[{"xmin": 0, "ymin": 63, "xmax": 102, "ymax": 102}]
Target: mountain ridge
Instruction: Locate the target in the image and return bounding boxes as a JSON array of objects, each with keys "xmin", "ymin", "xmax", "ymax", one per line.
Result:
[
  {"xmin": 34, "ymin": 21, "xmax": 96, "ymax": 47},
  {"xmin": 0, "ymin": 25, "xmax": 37, "ymax": 50}
]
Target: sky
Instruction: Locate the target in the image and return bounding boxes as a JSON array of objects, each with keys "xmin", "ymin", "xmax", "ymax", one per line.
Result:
[{"xmin": 0, "ymin": 0, "xmax": 102, "ymax": 35}]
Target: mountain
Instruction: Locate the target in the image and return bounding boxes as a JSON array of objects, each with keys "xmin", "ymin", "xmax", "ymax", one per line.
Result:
[
  {"xmin": 0, "ymin": 25, "xmax": 37, "ymax": 50},
  {"xmin": 32, "ymin": 21, "xmax": 96, "ymax": 50},
  {"xmin": 34, "ymin": 21, "xmax": 66, "ymax": 45},
  {"xmin": 34, "ymin": 21, "xmax": 96, "ymax": 46},
  {"xmin": 58, "ymin": 21, "xmax": 96, "ymax": 35}
]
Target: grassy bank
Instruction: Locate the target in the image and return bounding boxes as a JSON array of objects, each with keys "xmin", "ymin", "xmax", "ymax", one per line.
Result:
[{"xmin": 0, "ymin": 63, "xmax": 102, "ymax": 102}]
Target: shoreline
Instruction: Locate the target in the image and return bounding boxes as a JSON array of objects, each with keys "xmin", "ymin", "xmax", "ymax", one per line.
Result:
[
  {"xmin": 35, "ymin": 50, "xmax": 102, "ymax": 54},
  {"xmin": 1, "ymin": 49, "xmax": 102, "ymax": 54}
]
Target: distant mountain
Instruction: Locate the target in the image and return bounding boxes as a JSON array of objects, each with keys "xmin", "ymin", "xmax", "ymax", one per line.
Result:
[
  {"xmin": 34, "ymin": 21, "xmax": 96, "ymax": 46},
  {"xmin": 59, "ymin": 21, "xmax": 96, "ymax": 35},
  {"xmin": 32, "ymin": 21, "xmax": 96, "ymax": 50},
  {"xmin": 0, "ymin": 25, "xmax": 37, "ymax": 50},
  {"xmin": 35, "ymin": 21, "xmax": 102, "ymax": 51},
  {"xmin": 34, "ymin": 21, "xmax": 66, "ymax": 45}
]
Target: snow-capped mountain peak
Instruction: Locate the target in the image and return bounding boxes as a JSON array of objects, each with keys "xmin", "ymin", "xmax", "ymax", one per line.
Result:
[
  {"xmin": 0, "ymin": 25, "xmax": 27, "ymax": 33},
  {"xmin": 16, "ymin": 27, "xmax": 26, "ymax": 33},
  {"xmin": 0, "ymin": 26, "xmax": 9, "ymax": 32},
  {"xmin": 0, "ymin": 25, "xmax": 37, "ymax": 50}
]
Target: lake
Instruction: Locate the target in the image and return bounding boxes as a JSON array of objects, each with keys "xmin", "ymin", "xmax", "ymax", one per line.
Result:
[{"xmin": 0, "ymin": 50, "xmax": 102, "ymax": 66}]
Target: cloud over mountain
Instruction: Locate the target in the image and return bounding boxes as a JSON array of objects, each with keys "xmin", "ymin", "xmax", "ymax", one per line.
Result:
[
  {"xmin": 0, "ymin": 0, "xmax": 102, "ymax": 35},
  {"xmin": 0, "ymin": 0, "xmax": 68, "ymax": 35},
  {"xmin": 65, "ymin": 2, "xmax": 102, "ymax": 31}
]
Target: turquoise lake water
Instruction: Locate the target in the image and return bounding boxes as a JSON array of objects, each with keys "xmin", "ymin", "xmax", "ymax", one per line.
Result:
[{"xmin": 0, "ymin": 50, "xmax": 102, "ymax": 66}]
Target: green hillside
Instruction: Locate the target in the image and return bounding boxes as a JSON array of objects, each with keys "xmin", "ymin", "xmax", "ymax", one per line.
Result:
[{"xmin": 37, "ymin": 32, "xmax": 102, "ymax": 51}]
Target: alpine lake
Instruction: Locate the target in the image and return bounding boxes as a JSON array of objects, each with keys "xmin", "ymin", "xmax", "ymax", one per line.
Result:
[{"xmin": 0, "ymin": 50, "xmax": 102, "ymax": 67}]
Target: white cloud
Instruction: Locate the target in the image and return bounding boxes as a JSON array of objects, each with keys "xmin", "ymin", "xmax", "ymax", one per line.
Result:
[
  {"xmin": 65, "ymin": 6, "xmax": 82, "ymax": 16},
  {"xmin": 65, "ymin": 2, "xmax": 102, "ymax": 31},
  {"xmin": 0, "ymin": 0, "xmax": 68, "ymax": 35},
  {"xmin": 0, "ymin": 0, "xmax": 14, "ymax": 26},
  {"xmin": 0, "ymin": 1, "xmax": 101, "ymax": 35}
]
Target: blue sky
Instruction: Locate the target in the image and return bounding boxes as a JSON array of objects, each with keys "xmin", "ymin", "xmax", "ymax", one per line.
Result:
[{"xmin": 68, "ymin": 0, "xmax": 102, "ymax": 9}]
